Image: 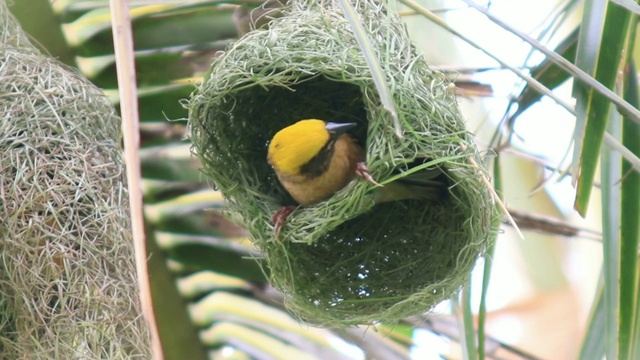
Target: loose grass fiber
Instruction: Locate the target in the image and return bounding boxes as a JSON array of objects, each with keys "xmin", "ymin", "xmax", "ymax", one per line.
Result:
[
  {"xmin": 189, "ymin": 0, "xmax": 499, "ymax": 326},
  {"xmin": 0, "ymin": 1, "xmax": 151, "ymax": 358}
]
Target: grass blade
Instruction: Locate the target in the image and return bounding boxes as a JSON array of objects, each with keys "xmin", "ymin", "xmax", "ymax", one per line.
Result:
[
  {"xmin": 610, "ymin": 0, "xmax": 640, "ymax": 13},
  {"xmin": 620, "ymin": 58, "xmax": 640, "ymax": 358},
  {"xmin": 601, "ymin": 105, "xmax": 623, "ymax": 360},
  {"xmin": 578, "ymin": 274, "xmax": 606, "ymax": 360},
  {"xmin": 512, "ymin": 27, "xmax": 578, "ymax": 119},
  {"xmin": 477, "ymin": 157, "xmax": 501, "ymax": 359},
  {"xmin": 460, "ymin": 283, "xmax": 477, "ymax": 360},
  {"xmin": 573, "ymin": 0, "xmax": 635, "ymax": 215},
  {"xmin": 337, "ymin": 0, "xmax": 400, "ymax": 136}
]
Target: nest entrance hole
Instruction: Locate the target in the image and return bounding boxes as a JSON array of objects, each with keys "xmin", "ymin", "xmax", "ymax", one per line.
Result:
[{"xmin": 210, "ymin": 74, "xmax": 370, "ymax": 204}]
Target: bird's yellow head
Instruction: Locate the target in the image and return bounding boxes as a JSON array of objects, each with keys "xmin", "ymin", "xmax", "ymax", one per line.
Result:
[{"xmin": 268, "ymin": 119, "xmax": 356, "ymax": 175}]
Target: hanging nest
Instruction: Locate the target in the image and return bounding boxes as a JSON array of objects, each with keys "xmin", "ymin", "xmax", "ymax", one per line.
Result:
[
  {"xmin": 189, "ymin": 0, "xmax": 499, "ymax": 326},
  {"xmin": 0, "ymin": 1, "xmax": 150, "ymax": 357}
]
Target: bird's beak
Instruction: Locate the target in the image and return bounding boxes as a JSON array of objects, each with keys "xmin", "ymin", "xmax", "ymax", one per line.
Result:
[{"xmin": 325, "ymin": 122, "xmax": 356, "ymax": 135}]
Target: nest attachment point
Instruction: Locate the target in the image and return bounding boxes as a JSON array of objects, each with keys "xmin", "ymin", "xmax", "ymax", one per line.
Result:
[{"xmin": 189, "ymin": 0, "xmax": 500, "ymax": 326}]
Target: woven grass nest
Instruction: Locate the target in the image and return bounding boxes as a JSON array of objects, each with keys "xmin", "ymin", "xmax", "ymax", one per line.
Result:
[
  {"xmin": 189, "ymin": 0, "xmax": 499, "ymax": 325},
  {"xmin": 0, "ymin": 1, "xmax": 150, "ymax": 357}
]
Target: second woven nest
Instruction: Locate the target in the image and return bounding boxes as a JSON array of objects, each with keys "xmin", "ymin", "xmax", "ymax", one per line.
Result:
[{"xmin": 189, "ymin": 0, "xmax": 499, "ymax": 325}]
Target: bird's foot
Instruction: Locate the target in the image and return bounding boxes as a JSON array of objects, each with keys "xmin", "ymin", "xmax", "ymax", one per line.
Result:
[
  {"xmin": 272, "ymin": 205, "xmax": 297, "ymax": 239},
  {"xmin": 356, "ymin": 162, "xmax": 383, "ymax": 187}
]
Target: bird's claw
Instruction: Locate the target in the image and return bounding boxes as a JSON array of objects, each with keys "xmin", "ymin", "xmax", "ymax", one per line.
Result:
[
  {"xmin": 356, "ymin": 162, "xmax": 383, "ymax": 187},
  {"xmin": 272, "ymin": 205, "xmax": 296, "ymax": 239}
]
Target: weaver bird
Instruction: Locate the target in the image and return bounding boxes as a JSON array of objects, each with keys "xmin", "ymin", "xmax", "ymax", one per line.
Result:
[{"xmin": 267, "ymin": 119, "xmax": 447, "ymax": 235}]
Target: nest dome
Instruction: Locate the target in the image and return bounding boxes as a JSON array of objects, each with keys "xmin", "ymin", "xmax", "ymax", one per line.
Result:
[{"xmin": 0, "ymin": 1, "xmax": 150, "ymax": 356}]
